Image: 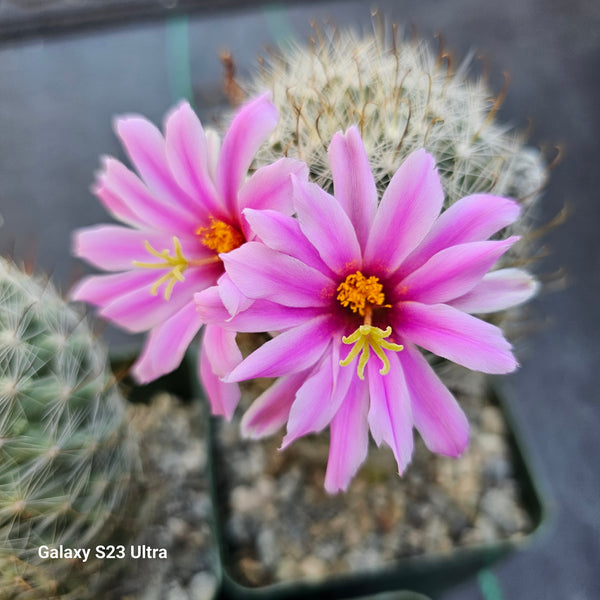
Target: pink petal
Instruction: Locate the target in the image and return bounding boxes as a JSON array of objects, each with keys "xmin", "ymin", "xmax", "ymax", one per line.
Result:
[
  {"xmin": 70, "ymin": 270, "xmax": 157, "ymax": 307},
  {"xmin": 131, "ymin": 302, "xmax": 203, "ymax": 384},
  {"xmin": 401, "ymin": 343, "xmax": 469, "ymax": 456},
  {"xmin": 93, "ymin": 165, "xmax": 145, "ymax": 228},
  {"xmin": 115, "ymin": 115, "xmax": 201, "ymax": 217},
  {"xmin": 194, "ymin": 285, "xmax": 233, "ymax": 322},
  {"xmin": 237, "ymin": 158, "xmax": 308, "ymax": 237},
  {"xmin": 222, "ymin": 242, "xmax": 335, "ymax": 308},
  {"xmin": 367, "ymin": 352, "xmax": 414, "ymax": 474},
  {"xmin": 73, "ymin": 226, "xmax": 173, "ymax": 271},
  {"xmin": 243, "ymin": 209, "xmax": 329, "ymax": 273},
  {"xmin": 324, "ymin": 377, "xmax": 370, "ymax": 493},
  {"xmin": 194, "ymin": 286, "xmax": 323, "ymax": 332},
  {"xmin": 401, "ymin": 194, "xmax": 521, "ymax": 274},
  {"xmin": 216, "ymin": 93, "xmax": 278, "ymax": 215},
  {"xmin": 99, "ymin": 157, "xmax": 200, "ymax": 235},
  {"xmin": 202, "ymin": 324, "xmax": 243, "ymax": 378},
  {"xmin": 364, "ymin": 149, "xmax": 443, "ymax": 272},
  {"xmin": 449, "ymin": 268, "xmax": 540, "ymax": 313},
  {"xmin": 397, "ymin": 301, "xmax": 518, "ymax": 374},
  {"xmin": 241, "ymin": 371, "xmax": 309, "ymax": 439},
  {"xmin": 281, "ymin": 337, "xmax": 353, "ymax": 449},
  {"xmin": 328, "ymin": 126, "xmax": 377, "ymax": 249},
  {"xmin": 292, "ymin": 176, "xmax": 362, "ymax": 275},
  {"xmin": 217, "ymin": 272, "xmax": 253, "ymax": 317},
  {"xmin": 399, "ymin": 237, "xmax": 519, "ymax": 304},
  {"xmin": 100, "ymin": 267, "xmax": 218, "ymax": 333},
  {"xmin": 164, "ymin": 101, "xmax": 223, "ymax": 218},
  {"xmin": 225, "ymin": 316, "xmax": 333, "ymax": 382},
  {"xmin": 199, "ymin": 333, "xmax": 241, "ymax": 420}
]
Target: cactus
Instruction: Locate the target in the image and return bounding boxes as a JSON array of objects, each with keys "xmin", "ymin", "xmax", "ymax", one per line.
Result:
[
  {"xmin": 245, "ymin": 25, "xmax": 547, "ymax": 247},
  {"xmin": 0, "ymin": 258, "xmax": 138, "ymax": 599}
]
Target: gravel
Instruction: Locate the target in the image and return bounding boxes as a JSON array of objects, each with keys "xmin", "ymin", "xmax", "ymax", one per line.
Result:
[
  {"xmin": 102, "ymin": 394, "xmax": 219, "ymax": 600},
  {"xmin": 212, "ymin": 370, "xmax": 535, "ymax": 588}
]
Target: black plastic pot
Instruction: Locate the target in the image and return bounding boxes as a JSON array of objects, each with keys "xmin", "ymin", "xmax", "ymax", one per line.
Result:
[{"xmin": 206, "ymin": 379, "xmax": 552, "ymax": 600}]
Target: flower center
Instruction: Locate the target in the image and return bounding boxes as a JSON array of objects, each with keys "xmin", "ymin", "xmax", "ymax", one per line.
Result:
[
  {"xmin": 336, "ymin": 271, "xmax": 402, "ymax": 379},
  {"xmin": 336, "ymin": 271, "xmax": 387, "ymax": 316},
  {"xmin": 196, "ymin": 218, "xmax": 244, "ymax": 254},
  {"xmin": 133, "ymin": 236, "xmax": 219, "ymax": 300}
]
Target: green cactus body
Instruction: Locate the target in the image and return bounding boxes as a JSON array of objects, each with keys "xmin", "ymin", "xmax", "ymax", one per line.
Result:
[{"xmin": 0, "ymin": 259, "xmax": 138, "ymax": 599}]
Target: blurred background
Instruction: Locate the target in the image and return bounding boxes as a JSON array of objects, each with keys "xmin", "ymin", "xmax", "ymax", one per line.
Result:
[{"xmin": 0, "ymin": 1, "xmax": 598, "ymax": 598}]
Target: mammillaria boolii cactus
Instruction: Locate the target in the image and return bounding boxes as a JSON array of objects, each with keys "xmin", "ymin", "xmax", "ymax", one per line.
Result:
[{"xmin": 0, "ymin": 258, "xmax": 138, "ymax": 599}]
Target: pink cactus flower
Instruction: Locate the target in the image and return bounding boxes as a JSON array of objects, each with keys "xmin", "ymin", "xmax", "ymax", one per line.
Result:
[
  {"xmin": 71, "ymin": 93, "xmax": 307, "ymax": 418},
  {"xmin": 195, "ymin": 126, "xmax": 538, "ymax": 493}
]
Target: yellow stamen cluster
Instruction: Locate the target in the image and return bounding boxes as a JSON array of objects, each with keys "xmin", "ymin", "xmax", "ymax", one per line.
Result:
[
  {"xmin": 133, "ymin": 237, "xmax": 189, "ymax": 300},
  {"xmin": 336, "ymin": 270, "xmax": 401, "ymax": 379},
  {"xmin": 336, "ymin": 271, "xmax": 387, "ymax": 316},
  {"xmin": 197, "ymin": 218, "xmax": 244, "ymax": 254},
  {"xmin": 340, "ymin": 325, "xmax": 403, "ymax": 380},
  {"xmin": 133, "ymin": 237, "xmax": 219, "ymax": 300}
]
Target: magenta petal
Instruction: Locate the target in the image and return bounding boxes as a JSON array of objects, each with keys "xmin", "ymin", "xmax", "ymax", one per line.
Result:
[
  {"xmin": 399, "ymin": 236, "xmax": 519, "ymax": 304},
  {"xmin": 100, "ymin": 268, "xmax": 217, "ymax": 333},
  {"xmin": 216, "ymin": 93, "xmax": 278, "ymax": 215},
  {"xmin": 328, "ymin": 126, "xmax": 377, "ymax": 250},
  {"xmin": 238, "ymin": 158, "xmax": 308, "ymax": 235},
  {"xmin": 324, "ymin": 377, "xmax": 370, "ymax": 494},
  {"xmin": 115, "ymin": 115, "xmax": 199, "ymax": 217},
  {"xmin": 367, "ymin": 353, "xmax": 414, "ymax": 474},
  {"xmin": 131, "ymin": 302, "xmax": 202, "ymax": 384},
  {"xmin": 401, "ymin": 194, "xmax": 521, "ymax": 274},
  {"xmin": 293, "ymin": 176, "xmax": 362, "ymax": 275},
  {"xmin": 73, "ymin": 226, "xmax": 174, "ymax": 271},
  {"xmin": 195, "ymin": 287, "xmax": 323, "ymax": 332},
  {"xmin": 243, "ymin": 209, "xmax": 329, "ymax": 273},
  {"xmin": 164, "ymin": 101, "xmax": 222, "ymax": 217},
  {"xmin": 225, "ymin": 316, "xmax": 333, "ymax": 382},
  {"xmin": 100, "ymin": 288, "xmax": 187, "ymax": 332},
  {"xmin": 282, "ymin": 338, "xmax": 352, "ymax": 448},
  {"xmin": 202, "ymin": 324, "xmax": 243, "ymax": 378},
  {"xmin": 282, "ymin": 359, "xmax": 334, "ymax": 448},
  {"xmin": 194, "ymin": 286, "xmax": 230, "ymax": 321},
  {"xmin": 401, "ymin": 343, "xmax": 469, "ymax": 456},
  {"xmin": 222, "ymin": 242, "xmax": 335, "ymax": 308},
  {"xmin": 449, "ymin": 268, "xmax": 539, "ymax": 313},
  {"xmin": 199, "ymin": 334, "xmax": 241, "ymax": 420},
  {"xmin": 217, "ymin": 272, "xmax": 253, "ymax": 317},
  {"xmin": 99, "ymin": 157, "xmax": 199, "ymax": 235},
  {"xmin": 241, "ymin": 372, "xmax": 309, "ymax": 439},
  {"xmin": 93, "ymin": 167, "xmax": 145, "ymax": 228},
  {"xmin": 398, "ymin": 301, "xmax": 518, "ymax": 374},
  {"xmin": 364, "ymin": 149, "xmax": 443, "ymax": 272},
  {"xmin": 70, "ymin": 271, "xmax": 157, "ymax": 307}
]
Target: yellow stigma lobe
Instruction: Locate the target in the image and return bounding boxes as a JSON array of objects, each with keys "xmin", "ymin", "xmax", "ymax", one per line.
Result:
[
  {"xmin": 340, "ymin": 325, "xmax": 403, "ymax": 380},
  {"xmin": 337, "ymin": 271, "xmax": 387, "ymax": 316},
  {"xmin": 133, "ymin": 237, "xmax": 218, "ymax": 300},
  {"xmin": 196, "ymin": 218, "xmax": 244, "ymax": 254}
]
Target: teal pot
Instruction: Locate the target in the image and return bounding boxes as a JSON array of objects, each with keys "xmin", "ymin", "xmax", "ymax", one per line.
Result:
[{"xmin": 206, "ymin": 377, "xmax": 551, "ymax": 600}]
